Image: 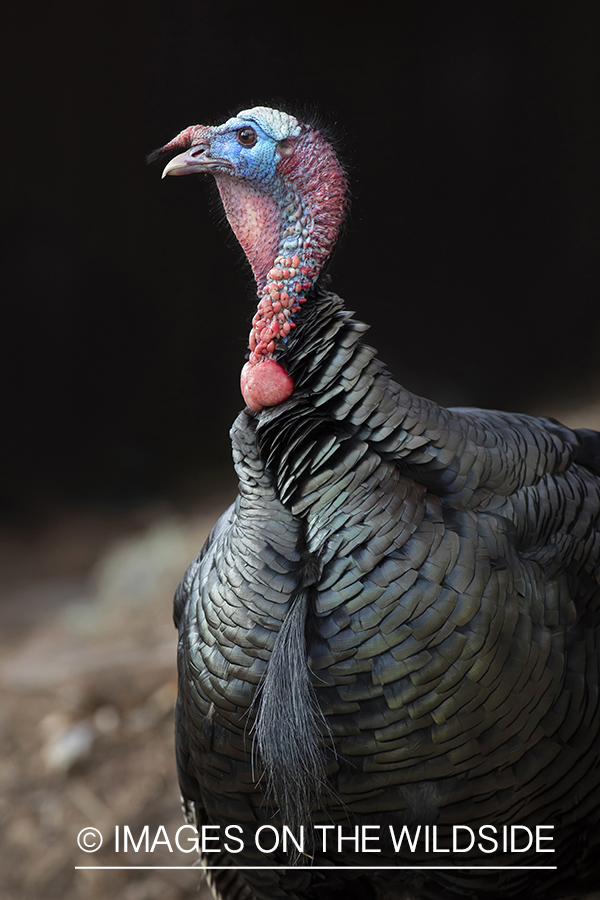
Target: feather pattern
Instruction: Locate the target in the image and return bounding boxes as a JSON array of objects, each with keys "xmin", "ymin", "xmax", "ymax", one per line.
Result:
[{"xmin": 158, "ymin": 107, "xmax": 600, "ymax": 900}]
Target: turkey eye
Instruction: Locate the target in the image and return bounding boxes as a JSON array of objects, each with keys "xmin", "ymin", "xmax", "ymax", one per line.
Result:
[{"xmin": 237, "ymin": 127, "xmax": 257, "ymax": 148}]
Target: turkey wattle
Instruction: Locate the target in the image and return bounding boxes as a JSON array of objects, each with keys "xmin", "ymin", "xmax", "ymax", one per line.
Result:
[{"xmin": 155, "ymin": 106, "xmax": 600, "ymax": 900}]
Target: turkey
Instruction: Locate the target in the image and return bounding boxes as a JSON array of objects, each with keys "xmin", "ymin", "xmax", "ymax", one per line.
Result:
[{"xmin": 153, "ymin": 106, "xmax": 600, "ymax": 900}]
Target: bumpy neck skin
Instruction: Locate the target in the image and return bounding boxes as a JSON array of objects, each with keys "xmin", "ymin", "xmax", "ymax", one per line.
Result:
[
  {"xmin": 216, "ymin": 125, "xmax": 347, "ymax": 411},
  {"xmin": 157, "ymin": 111, "xmax": 348, "ymax": 412}
]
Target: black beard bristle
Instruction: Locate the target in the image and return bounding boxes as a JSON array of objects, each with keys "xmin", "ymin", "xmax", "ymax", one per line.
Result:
[{"xmin": 146, "ymin": 146, "xmax": 169, "ymax": 166}]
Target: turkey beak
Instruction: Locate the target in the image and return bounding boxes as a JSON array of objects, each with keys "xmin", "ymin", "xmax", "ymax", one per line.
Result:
[{"xmin": 161, "ymin": 142, "xmax": 213, "ymax": 178}]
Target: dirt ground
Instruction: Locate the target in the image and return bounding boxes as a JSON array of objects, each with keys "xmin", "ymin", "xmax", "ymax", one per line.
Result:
[
  {"xmin": 1, "ymin": 398, "xmax": 599, "ymax": 900},
  {"xmin": 0, "ymin": 498, "xmax": 225, "ymax": 900}
]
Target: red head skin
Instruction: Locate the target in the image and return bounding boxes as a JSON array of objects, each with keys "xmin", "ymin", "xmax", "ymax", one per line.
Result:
[
  {"xmin": 236, "ymin": 126, "xmax": 346, "ymax": 411},
  {"xmin": 159, "ymin": 114, "xmax": 347, "ymax": 412}
]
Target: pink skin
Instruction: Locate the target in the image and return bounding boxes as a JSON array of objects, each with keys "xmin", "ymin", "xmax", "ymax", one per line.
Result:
[
  {"xmin": 159, "ymin": 120, "xmax": 347, "ymax": 412},
  {"xmin": 215, "ymin": 179, "xmax": 282, "ymax": 296},
  {"xmin": 215, "ymin": 175, "xmax": 298, "ymax": 411},
  {"xmin": 240, "ymin": 358, "xmax": 294, "ymax": 412},
  {"xmin": 233, "ymin": 128, "xmax": 346, "ymax": 411}
]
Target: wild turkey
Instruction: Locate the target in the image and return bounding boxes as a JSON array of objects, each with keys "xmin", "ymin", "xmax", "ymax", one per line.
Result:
[{"xmin": 153, "ymin": 106, "xmax": 600, "ymax": 900}]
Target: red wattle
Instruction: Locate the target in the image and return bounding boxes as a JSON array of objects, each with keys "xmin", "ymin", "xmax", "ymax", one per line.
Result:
[{"xmin": 240, "ymin": 359, "xmax": 294, "ymax": 412}]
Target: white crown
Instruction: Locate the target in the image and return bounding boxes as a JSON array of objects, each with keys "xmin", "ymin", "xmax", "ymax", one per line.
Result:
[{"xmin": 236, "ymin": 106, "xmax": 301, "ymax": 141}]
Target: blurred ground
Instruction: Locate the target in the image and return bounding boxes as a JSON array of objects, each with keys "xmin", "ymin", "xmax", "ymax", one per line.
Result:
[
  {"xmin": 0, "ymin": 495, "xmax": 229, "ymax": 900},
  {"xmin": 0, "ymin": 397, "xmax": 599, "ymax": 900}
]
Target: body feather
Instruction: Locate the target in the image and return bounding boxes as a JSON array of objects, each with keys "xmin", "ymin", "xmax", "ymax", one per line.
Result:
[{"xmin": 156, "ymin": 107, "xmax": 600, "ymax": 900}]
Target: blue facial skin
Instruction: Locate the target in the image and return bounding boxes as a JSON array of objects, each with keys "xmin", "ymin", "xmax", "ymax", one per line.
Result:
[{"xmin": 208, "ymin": 117, "xmax": 282, "ymax": 184}]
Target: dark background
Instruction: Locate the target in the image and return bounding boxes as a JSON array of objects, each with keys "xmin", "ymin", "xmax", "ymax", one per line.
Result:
[{"xmin": 2, "ymin": 1, "xmax": 599, "ymax": 521}]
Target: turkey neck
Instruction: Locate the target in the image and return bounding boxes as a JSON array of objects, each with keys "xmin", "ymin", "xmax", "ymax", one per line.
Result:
[
  {"xmin": 218, "ymin": 126, "xmax": 348, "ymax": 372},
  {"xmin": 237, "ymin": 180, "xmax": 312, "ymax": 366}
]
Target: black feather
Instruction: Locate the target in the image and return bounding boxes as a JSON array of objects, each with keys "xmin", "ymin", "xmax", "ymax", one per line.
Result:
[
  {"xmin": 253, "ymin": 585, "xmax": 328, "ymax": 851},
  {"xmin": 574, "ymin": 427, "xmax": 600, "ymax": 474},
  {"xmin": 166, "ymin": 107, "xmax": 600, "ymax": 900}
]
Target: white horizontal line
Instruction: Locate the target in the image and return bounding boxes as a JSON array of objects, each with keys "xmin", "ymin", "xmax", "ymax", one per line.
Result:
[{"xmin": 75, "ymin": 865, "xmax": 558, "ymax": 871}]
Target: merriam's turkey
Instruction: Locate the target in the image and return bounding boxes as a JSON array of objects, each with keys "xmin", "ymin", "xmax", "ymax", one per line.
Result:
[{"xmin": 152, "ymin": 106, "xmax": 600, "ymax": 900}]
